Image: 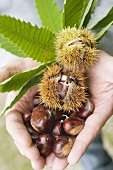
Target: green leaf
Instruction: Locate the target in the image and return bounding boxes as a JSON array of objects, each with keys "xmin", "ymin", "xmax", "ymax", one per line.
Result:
[
  {"xmin": 0, "ymin": 73, "xmax": 42, "ymax": 117},
  {"xmin": 63, "ymin": 0, "xmax": 94, "ymax": 28},
  {"xmin": 83, "ymin": 0, "xmax": 98, "ymax": 27},
  {"xmin": 0, "ymin": 62, "xmax": 52, "ymax": 93},
  {"xmin": 35, "ymin": 0, "xmax": 62, "ymax": 32},
  {"xmin": 0, "ymin": 15, "xmax": 55, "ymax": 63},
  {"xmin": 96, "ymin": 21, "xmax": 113, "ymax": 40},
  {"xmin": 89, "ymin": 7, "xmax": 113, "ymax": 30},
  {"xmin": 0, "ymin": 34, "xmax": 26, "ymax": 57}
]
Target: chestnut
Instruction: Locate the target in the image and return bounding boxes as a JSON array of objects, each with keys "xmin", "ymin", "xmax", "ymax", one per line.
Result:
[
  {"xmin": 63, "ymin": 117, "xmax": 84, "ymax": 136},
  {"xmin": 77, "ymin": 97, "xmax": 94, "ymax": 119},
  {"xmin": 58, "ymin": 81, "xmax": 68, "ymax": 99},
  {"xmin": 54, "ymin": 109, "xmax": 68, "ymax": 121},
  {"xmin": 22, "ymin": 110, "xmax": 32, "ymax": 123},
  {"xmin": 53, "ymin": 136, "xmax": 73, "ymax": 158},
  {"xmin": 52, "ymin": 121, "xmax": 65, "ymax": 136},
  {"xmin": 58, "ymin": 74, "xmax": 73, "ymax": 100},
  {"xmin": 25, "ymin": 122, "xmax": 39, "ymax": 139},
  {"xmin": 33, "ymin": 92, "xmax": 42, "ymax": 106},
  {"xmin": 36, "ymin": 133, "xmax": 54, "ymax": 158},
  {"xmin": 31, "ymin": 105, "xmax": 53, "ymax": 133}
]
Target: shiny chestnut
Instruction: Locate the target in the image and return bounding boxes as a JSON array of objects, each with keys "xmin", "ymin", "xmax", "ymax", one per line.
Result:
[
  {"xmin": 58, "ymin": 74, "xmax": 73, "ymax": 100},
  {"xmin": 23, "ymin": 110, "xmax": 32, "ymax": 123},
  {"xmin": 36, "ymin": 133, "xmax": 54, "ymax": 158},
  {"xmin": 54, "ymin": 109, "xmax": 68, "ymax": 121},
  {"xmin": 63, "ymin": 117, "xmax": 84, "ymax": 136},
  {"xmin": 31, "ymin": 105, "xmax": 53, "ymax": 133},
  {"xmin": 33, "ymin": 92, "xmax": 41, "ymax": 106},
  {"xmin": 25, "ymin": 122, "xmax": 39, "ymax": 139},
  {"xmin": 52, "ymin": 121, "xmax": 65, "ymax": 136},
  {"xmin": 77, "ymin": 97, "xmax": 94, "ymax": 119},
  {"xmin": 53, "ymin": 136, "xmax": 73, "ymax": 158}
]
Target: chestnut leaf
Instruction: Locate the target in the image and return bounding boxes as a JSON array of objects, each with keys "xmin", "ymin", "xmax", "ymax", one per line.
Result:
[
  {"xmin": 96, "ymin": 21, "xmax": 113, "ymax": 40},
  {"xmin": 0, "ymin": 34, "xmax": 26, "ymax": 57},
  {"xmin": 0, "ymin": 73, "xmax": 43, "ymax": 117},
  {"xmin": 88, "ymin": 7, "xmax": 113, "ymax": 40},
  {"xmin": 82, "ymin": 0, "xmax": 98, "ymax": 27},
  {"xmin": 63, "ymin": 0, "xmax": 94, "ymax": 29},
  {"xmin": 35, "ymin": 0, "xmax": 62, "ymax": 33},
  {"xmin": 0, "ymin": 62, "xmax": 52, "ymax": 93},
  {"xmin": 0, "ymin": 15, "xmax": 55, "ymax": 63},
  {"xmin": 89, "ymin": 7, "xmax": 113, "ymax": 30}
]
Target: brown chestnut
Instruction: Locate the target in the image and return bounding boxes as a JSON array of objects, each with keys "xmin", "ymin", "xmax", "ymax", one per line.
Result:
[
  {"xmin": 63, "ymin": 117, "xmax": 84, "ymax": 136},
  {"xmin": 58, "ymin": 74, "xmax": 73, "ymax": 100},
  {"xmin": 54, "ymin": 109, "xmax": 68, "ymax": 121},
  {"xmin": 77, "ymin": 97, "xmax": 94, "ymax": 119},
  {"xmin": 23, "ymin": 110, "xmax": 32, "ymax": 123},
  {"xmin": 25, "ymin": 122, "xmax": 39, "ymax": 139},
  {"xmin": 33, "ymin": 92, "xmax": 42, "ymax": 106},
  {"xmin": 31, "ymin": 105, "xmax": 53, "ymax": 133},
  {"xmin": 58, "ymin": 82, "xmax": 68, "ymax": 99},
  {"xmin": 52, "ymin": 121, "xmax": 65, "ymax": 136},
  {"xmin": 53, "ymin": 136, "xmax": 73, "ymax": 158},
  {"xmin": 36, "ymin": 133, "xmax": 54, "ymax": 158}
]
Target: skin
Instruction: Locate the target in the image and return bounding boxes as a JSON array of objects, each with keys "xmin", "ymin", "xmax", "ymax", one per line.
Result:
[{"xmin": 1, "ymin": 50, "xmax": 113, "ymax": 170}]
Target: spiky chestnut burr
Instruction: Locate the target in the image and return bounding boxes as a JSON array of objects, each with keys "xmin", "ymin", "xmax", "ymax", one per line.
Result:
[
  {"xmin": 55, "ymin": 27, "xmax": 98, "ymax": 71},
  {"xmin": 38, "ymin": 64, "xmax": 87, "ymax": 112}
]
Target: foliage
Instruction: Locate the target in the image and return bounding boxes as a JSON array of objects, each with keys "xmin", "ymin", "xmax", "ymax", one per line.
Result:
[
  {"xmin": 63, "ymin": 0, "xmax": 94, "ymax": 28},
  {"xmin": 35, "ymin": 0, "xmax": 62, "ymax": 32},
  {"xmin": 0, "ymin": 15, "xmax": 55, "ymax": 63}
]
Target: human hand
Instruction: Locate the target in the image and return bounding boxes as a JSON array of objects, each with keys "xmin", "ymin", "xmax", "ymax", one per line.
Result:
[
  {"xmin": 0, "ymin": 58, "xmax": 45, "ymax": 170},
  {"xmin": 0, "ymin": 57, "xmax": 39, "ymax": 83},
  {"xmin": 3, "ymin": 50, "xmax": 113, "ymax": 170},
  {"xmin": 67, "ymin": 50, "xmax": 113, "ymax": 164},
  {"xmin": 45, "ymin": 50, "xmax": 113, "ymax": 169},
  {"xmin": 5, "ymin": 86, "xmax": 45, "ymax": 170}
]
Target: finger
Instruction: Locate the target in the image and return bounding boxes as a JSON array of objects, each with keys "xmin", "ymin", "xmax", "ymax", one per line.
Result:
[
  {"xmin": 14, "ymin": 141, "xmax": 40, "ymax": 160},
  {"xmin": 45, "ymin": 153, "xmax": 55, "ymax": 168},
  {"xmin": 68, "ymin": 118, "xmax": 98, "ymax": 165},
  {"xmin": 52, "ymin": 157, "xmax": 68, "ymax": 170},
  {"xmin": 5, "ymin": 86, "xmax": 38, "ymax": 116},
  {"xmin": 6, "ymin": 110, "xmax": 41, "ymax": 162},
  {"xmin": 0, "ymin": 58, "xmax": 39, "ymax": 83},
  {"xmin": 5, "ymin": 110, "xmax": 32, "ymax": 146},
  {"xmin": 31, "ymin": 156, "xmax": 45, "ymax": 170},
  {"xmin": 68, "ymin": 103, "xmax": 112, "ymax": 165}
]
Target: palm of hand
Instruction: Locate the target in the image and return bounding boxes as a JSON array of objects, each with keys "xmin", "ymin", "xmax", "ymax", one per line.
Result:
[
  {"xmin": 5, "ymin": 50, "xmax": 113, "ymax": 170},
  {"xmin": 67, "ymin": 50, "xmax": 113, "ymax": 166}
]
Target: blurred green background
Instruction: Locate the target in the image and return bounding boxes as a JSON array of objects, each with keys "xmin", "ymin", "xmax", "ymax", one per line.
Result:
[{"xmin": 0, "ymin": 93, "xmax": 33, "ymax": 170}]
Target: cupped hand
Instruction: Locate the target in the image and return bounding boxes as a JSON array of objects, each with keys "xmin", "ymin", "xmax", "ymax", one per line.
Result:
[
  {"xmin": 1, "ymin": 58, "xmax": 45, "ymax": 170},
  {"xmin": 67, "ymin": 50, "xmax": 113, "ymax": 165},
  {"xmin": 3, "ymin": 50, "xmax": 113, "ymax": 170},
  {"xmin": 46, "ymin": 50, "xmax": 113, "ymax": 169},
  {"xmin": 5, "ymin": 86, "xmax": 45, "ymax": 170}
]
